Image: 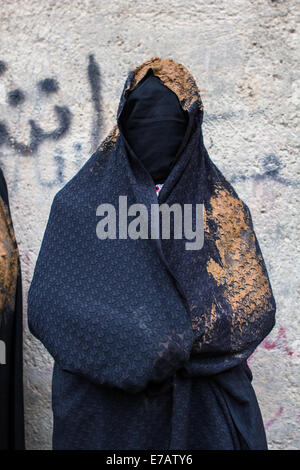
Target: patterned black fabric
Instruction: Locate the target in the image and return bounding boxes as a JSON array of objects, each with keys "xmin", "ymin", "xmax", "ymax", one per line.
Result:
[{"xmin": 27, "ymin": 57, "xmax": 276, "ymax": 450}]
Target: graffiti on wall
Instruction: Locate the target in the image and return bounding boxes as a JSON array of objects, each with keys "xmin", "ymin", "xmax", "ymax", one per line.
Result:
[
  {"xmin": 0, "ymin": 60, "xmax": 72, "ymax": 155},
  {"xmin": 0, "ymin": 54, "xmax": 103, "ymax": 190},
  {"xmin": 0, "ymin": 54, "xmax": 299, "ymax": 193}
]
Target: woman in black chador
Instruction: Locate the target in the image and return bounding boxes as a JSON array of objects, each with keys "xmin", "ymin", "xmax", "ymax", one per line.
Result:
[{"xmin": 28, "ymin": 57, "xmax": 276, "ymax": 450}]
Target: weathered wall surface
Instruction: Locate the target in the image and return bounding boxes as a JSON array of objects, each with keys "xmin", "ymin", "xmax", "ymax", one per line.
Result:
[{"xmin": 0, "ymin": 0, "xmax": 299, "ymax": 450}]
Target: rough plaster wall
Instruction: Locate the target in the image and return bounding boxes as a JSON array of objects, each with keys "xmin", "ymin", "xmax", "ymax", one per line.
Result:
[{"xmin": 0, "ymin": 0, "xmax": 299, "ymax": 450}]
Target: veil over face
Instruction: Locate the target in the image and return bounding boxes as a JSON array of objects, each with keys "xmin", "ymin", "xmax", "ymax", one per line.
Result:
[{"xmin": 27, "ymin": 56, "xmax": 276, "ymax": 450}]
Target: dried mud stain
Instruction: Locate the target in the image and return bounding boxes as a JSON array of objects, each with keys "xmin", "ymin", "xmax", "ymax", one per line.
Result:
[
  {"xmin": 129, "ymin": 56, "xmax": 203, "ymax": 111},
  {"xmin": 206, "ymin": 183, "xmax": 271, "ymax": 337}
]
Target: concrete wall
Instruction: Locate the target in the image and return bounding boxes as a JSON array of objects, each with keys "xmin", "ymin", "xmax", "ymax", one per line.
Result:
[{"xmin": 0, "ymin": 0, "xmax": 299, "ymax": 450}]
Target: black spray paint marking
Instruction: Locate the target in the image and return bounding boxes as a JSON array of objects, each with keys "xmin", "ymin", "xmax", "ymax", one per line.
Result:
[
  {"xmin": 0, "ymin": 62, "xmax": 71, "ymax": 154},
  {"xmin": 204, "ymin": 109, "xmax": 265, "ymax": 123},
  {"xmin": 7, "ymin": 88, "xmax": 26, "ymax": 107},
  {"xmin": 230, "ymin": 154, "xmax": 300, "ymax": 188},
  {"xmin": 0, "ymin": 56, "xmax": 298, "ymax": 191},
  {"xmin": 0, "ymin": 105, "xmax": 72, "ymax": 155},
  {"xmin": 0, "ymin": 54, "xmax": 104, "ymax": 158},
  {"xmin": 0, "ymin": 56, "xmax": 102, "ymax": 193},
  {"xmin": 37, "ymin": 78, "xmax": 59, "ymax": 94},
  {"xmin": 73, "ymin": 142, "xmax": 85, "ymax": 169},
  {"xmin": 0, "ymin": 60, "xmax": 7, "ymax": 76},
  {"xmin": 87, "ymin": 53, "xmax": 103, "ymax": 152}
]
